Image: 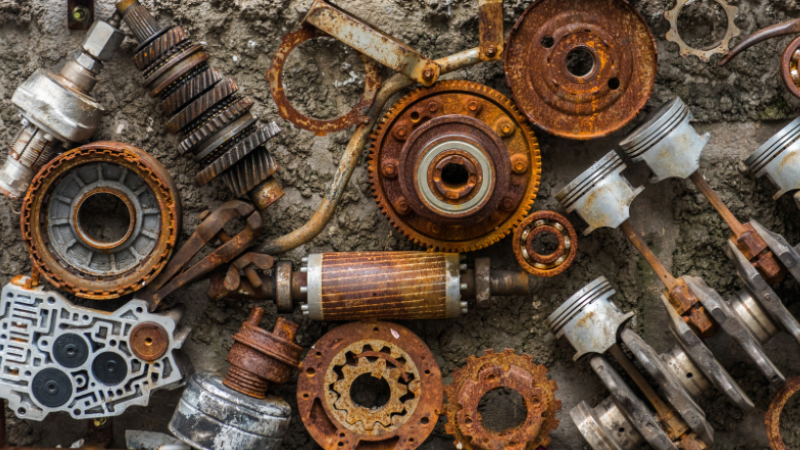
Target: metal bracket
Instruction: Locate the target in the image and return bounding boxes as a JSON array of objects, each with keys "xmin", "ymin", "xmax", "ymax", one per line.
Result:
[{"xmin": 478, "ymin": 0, "xmax": 503, "ymax": 61}]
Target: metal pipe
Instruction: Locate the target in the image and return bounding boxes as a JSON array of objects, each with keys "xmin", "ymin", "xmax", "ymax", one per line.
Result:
[
  {"xmin": 257, "ymin": 48, "xmax": 482, "ymax": 255},
  {"xmin": 720, "ymin": 18, "xmax": 800, "ymax": 66}
]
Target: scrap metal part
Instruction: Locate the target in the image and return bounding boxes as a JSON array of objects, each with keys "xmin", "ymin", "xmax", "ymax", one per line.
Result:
[
  {"xmin": 0, "ymin": 277, "xmax": 190, "ymax": 421},
  {"xmin": 745, "ymin": 115, "xmax": 800, "ymax": 200},
  {"xmin": 0, "ymin": 19, "xmax": 123, "ymax": 200},
  {"xmin": 297, "ymin": 321, "xmax": 442, "ymax": 450},
  {"xmin": 369, "ymin": 80, "xmax": 541, "ymax": 252},
  {"xmin": 505, "ymin": 0, "xmax": 657, "ymax": 140},
  {"xmin": 21, "ymin": 142, "xmax": 181, "ymax": 300},
  {"xmin": 765, "ymin": 375, "xmax": 800, "ymax": 450},
  {"xmin": 443, "ymin": 349, "xmax": 561, "ymax": 450},
  {"xmin": 115, "ymin": 0, "xmax": 284, "ymax": 210},
  {"xmin": 665, "ymin": 0, "xmax": 740, "ymax": 62},
  {"xmin": 512, "ymin": 211, "xmax": 577, "ymax": 277}
]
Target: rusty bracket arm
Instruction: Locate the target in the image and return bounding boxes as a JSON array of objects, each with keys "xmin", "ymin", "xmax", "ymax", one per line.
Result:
[
  {"xmin": 224, "ymin": 253, "xmax": 275, "ymax": 293},
  {"xmin": 478, "ymin": 0, "xmax": 504, "ymax": 60},
  {"xmin": 302, "ymin": 0, "xmax": 441, "ymax": 86},
  {"xmin": 720, "ymin": 18, "xmax": 800, "ymax": 66}
]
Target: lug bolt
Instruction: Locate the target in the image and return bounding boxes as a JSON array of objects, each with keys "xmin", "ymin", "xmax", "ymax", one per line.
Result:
[
  {"xmin": 501, "ymin": 197, "xmax": 517, "ymax": 212},
  {"xmin": 394, "ymin": 197, "xmax": 411, "ymax": 215},
  {"xmin": 382, "ymin": 159, "xmax": 399, "ymax": 178},
  {"xmin": 511, "ymin": 154, "xmax": 529, "ymax": 174}
]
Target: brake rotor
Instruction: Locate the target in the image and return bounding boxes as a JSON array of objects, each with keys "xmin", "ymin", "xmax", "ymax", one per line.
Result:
[
  {"xmin": 369, "ymin": 80, "xmax": 541, "ymax": 252},
  {"xmin": 21, "ymin": 141, "xmax": 181, "ymax": 300},
  {"xmin": 505, "ymin": 0, "xmax": 657, "ymax": 140},
  {"xmin": 513, "ymin": 211, "xmax": 578, "ymax": 277},
  {"xmin": 297, "ymin": 322, "xmax": 442, "ymax": 450},
  {"xmin": 444, "ymin": 349, "xmax": 561, "ymax": 450}
]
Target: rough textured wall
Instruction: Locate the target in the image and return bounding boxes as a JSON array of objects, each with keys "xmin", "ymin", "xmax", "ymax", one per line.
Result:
[{"xmin": 1, "ymin": 0, "xmax": 800, "ymax": 449}]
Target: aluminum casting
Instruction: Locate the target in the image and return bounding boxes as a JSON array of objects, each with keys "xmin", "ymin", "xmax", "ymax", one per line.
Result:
[
  {"xmin": 369, "ymin": 80, "xmax": 541, "ymax": 252},
  {"xmin": 209, "ymin": 252, "xmax": 531, "ymax": 320},
  {"xmin": 444, "ymin": 349, "xmax": 561, "ymax": 450},
  {"xmin": 665, "ymin": 0, "xmax": 740, "ymax": 62},
  {"xmin": 297, "ymin": 321, "xmax": 442, "ymax": 450},
  {"xmin": 505, "ymin": 0, "xmax": 657, "ymax": 140},
  {"xmin": 21, "ymin": 142, "xmax": 181, "ymax": 300},
  {"xmin": 115, "ymin": 0, "xmax": 284, "ymax": 211},
  {"xmin": 513, "ymin": 211, "xmax": 578, "ymax": 277},
  {"xmin": 0, "ymin": 19, "xmax": 123, "ymax": 200},
  {"xmin": 0, "ymin": 275, "xmax": 190, "ymax": 421}
]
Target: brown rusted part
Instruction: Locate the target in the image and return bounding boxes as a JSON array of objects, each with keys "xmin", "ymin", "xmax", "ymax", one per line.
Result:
[
  {"xmin": 680, "ymin": 434, "xmax": 709, "ymax": 450},
  {"xmin": 179, "ymin": 96, "xmax": 255, "ymax": 155},
  {"xmin": 430, "ymin": 151, "xmax": 481, "ymax": 202},
  {"xmin": 196, "ymin": 126, "xmax": 280, "ymax": 187},
  {"xmin": 513, "ymin": 211, "xmax": 578, "ymax": 277},
  {"xmin": 20, "ymin": 142, "xmax": 181, "ymax": 300},
  {"xmin": 248, "ymin": 176, "xmax": 285, "ymax": 211},
  {"xmin": 668, "ymin": 280, "xmax": 718, "ymax": 338},
  {"xmin": 166, "ymin": 79, "xmax": 239, "ymax": 133},
  {"xmin": 765, "ymin": 374, "xmax": 800, "ymax": 450},
  {"xmin": 721, "ymin": 18, "xmax": 800, "ymax": 66},
  {"xmin": 129, "ymin": 322, "xmax": 170, "ymax": 361},
  {"xmin": 159, "ymin": 66, "xmax": 222, "ymax": 116},
  {"xmin": 224, "ymin": 307, "xmax": 302, "ymax": 399},
  {"xmin": 136, "ymin": 200, "xmax": 262, "ymax": 311},
  {"xmin": 68, "ymin": 0, "xmax": 94, "ymax": 30},
  {"xmin": 505, "ymin": 0, "xmax": 657, "ymax": 140},
  {"xmin": 370, "ymin": 80, "xmax": 541, "ymax": 252},
  {"xmin": 267, "ymin": 25, "xmax": 381, "ymax": 136},
  {"xmin": 475, "ymin": 258, "xmax": 491, "ymax": 310},
  {"xmin": 478, "ymin": 0, "xmax": 504, "ymax": 61},
  {"xmin": 297, "ymin": 321, "xmax": 442, "ymax": 450},
  {"xmin": 781, "ymin": 37, "xmax": 800, "ymax": 99},
  {"xmin": 144, "ymin": 44, "xmax": 210, "ymax": 97},
  {"xmin": 444, "ymin": 349, "xmax": 560, "ymax": 450},
  {"xmin": 224, "ymin": 252, "xmax": 275, "ymax": 292},
  {"xmin": 134, "ymin": 27, "xmax": 189, "ymax": 71}
]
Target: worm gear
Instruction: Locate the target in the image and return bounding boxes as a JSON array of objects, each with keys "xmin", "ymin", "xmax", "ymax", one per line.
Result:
[
  {"xmin": 369, "ymin": 80, "xmax": 541, "ymax": 252},
  {"xmin": 444, "ymin": 349, "xmax": 561, "ymax": 450}
]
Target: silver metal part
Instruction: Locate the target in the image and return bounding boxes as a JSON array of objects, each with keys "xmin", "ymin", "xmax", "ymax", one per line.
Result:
[
  {"xmin": 664, "ymin": 0, "xmax": 740, "ymax": 62},
  {"xmin": 745, "ymin": 116, "xmax": 800, "ymax": 199},
  {"xmin": 729, "ymin": 287, "xmax": 779, "ymax": 344},
  {"xmin": 556, "ymin": 151, "xmax": 644, "ymax": 235},
  {"xmin": 126, "ymin": 430, "xmax": 190, "ymax": 450},
  {"xmin": 81, "ymin": 20, "xmax": 125, "ymax": 62},
  {"xmin": 661, "ymin": 346, "xmax": 711, "ymax": 398},
  {"xmin": 749, "ymin": 220, "xmax": 800, "ymax": 284},
  {"xmin": 0, "ymin": 279, "xmax": 190, "ymax": 421},
  {"xmin": 304, "ymin": 253, "xmax": 324, "ymax": 320},
  {"xmin": 169, "ymin": 371, "xmax": 291, "ymax": 450},
  {"xmin": 620, "ymin": 328, "xmax": 714, "ymax": 446},
  {"xmin": 589, "ymin": 355, "xmax": 677, "ymax": 450},
  {"xmin": 620, "ymin": 98, "xmax": 709, "ymax": 182},
  {"xmin": 571, "ymin": 398, "xmax": 644, "ymax": 450},
  {"xmin": 684, "ymin": 276, "xmax": 785, "ymax": 387},
  {"xmin": 546, "ymin": 277, "xmax": 633, "ymax": 360}
]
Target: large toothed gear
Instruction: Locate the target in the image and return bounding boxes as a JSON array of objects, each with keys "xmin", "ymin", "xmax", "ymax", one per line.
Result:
[
  {"xmin": 369, "ymin": 80, "xmax": 541, "ymax": 252},
  {"xmin": 444, "ymin": 349, "xmax": 561, "ymax": 450}
]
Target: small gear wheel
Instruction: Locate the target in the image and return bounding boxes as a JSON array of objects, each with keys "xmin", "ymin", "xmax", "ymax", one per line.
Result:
[
  {"xmin": 444, "ymin": 349, "xmax": 561, "ymax": 450},
  {"xmin": 369, "ymin": 80, "xmax": 541, "ymax": 252}
]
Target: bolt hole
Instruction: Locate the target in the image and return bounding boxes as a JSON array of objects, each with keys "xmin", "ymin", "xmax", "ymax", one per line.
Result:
[
  {"xmin": 17, "ymin": 408, "xmax": 25, "ymax": 415},
  {"xmin": 478, "ymin": 387, "xmax": 527, "ymax": 432},
  {"xmin": 303, "ymin": 393, "xmax": 309, "ymax": 399},
  {"xmin": 618, "ymin": 427, "xmax": 625, "ymax": 433},
  {"xmin": 686, "ymin": 372, "xmax": 693, "ymax": 379},
  {"xmin": 421, "ymin": 417, "xmax": 430, "ymax": 425},
  {"xmin": 608, "ymin": 77, "xmax": 620, "ymax": 90},
  {"xmin": 541, "ymin": 35, "xmax": 554, "ymax": 48},
  {"xmin": 306, "ymin": 368, "xmax": 316, "ymax": 376},
  {"xmin": 566, "ymin": 47, "xmax": 595, "ymax": 77},
  {"xmin": 373, "ymin": 327, "xmax": 379, "ymax": 332},
  {"xmin": 410, "ymin": 111, "xmax": 421, "ymax": 121},
  {"xmin": 350, "ymin": 373, "xmax": 391, "ymax": 409},
  {"xmin": 441, "ymin": 163, "xmax": 470, "ymax": 189},
  {"xmin": 316, "ymin": 351, "xmax": 322, "ymax": 357},
  {"xmin": 78, "ymin": 192, "xmax": 133, "ymax": 245}
]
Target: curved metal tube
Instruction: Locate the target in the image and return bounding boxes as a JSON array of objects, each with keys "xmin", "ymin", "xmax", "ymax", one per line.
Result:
[
  {"xmin": 720, "ymin": 18, "xmax": 800, "ymax": 66},
  {"xmin": 258, "ymin": 48, "xmax": 481, "ymax": 255}
]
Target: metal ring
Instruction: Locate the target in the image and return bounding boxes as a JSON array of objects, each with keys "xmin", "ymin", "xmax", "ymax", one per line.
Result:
[
  {"xmin": 766, "ymin": 375, "xmax": 800, "ymax": 450},
  {"xmin": 513, "ymin": 211, "xmax": 578, "ymax": 277},
  {"xmin": 781, "ymin": 37, "xmax": 800, "ymax": 99},
  {"xmin": 664, "ymin": 0, "xmax": 741, "ymax": 62}
]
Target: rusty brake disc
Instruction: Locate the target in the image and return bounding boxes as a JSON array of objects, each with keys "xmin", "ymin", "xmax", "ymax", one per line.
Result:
[
  {"xmin": 513, "ymin": 211, "xmax": 578, "ymax": 277},
  {"xmin": 21, "ymin": 141, "xmax": 181, "ymax": 300},
  {"xmin": 369, "ymin": 80, "xmax": 541, "ymax": 252},
  {"xmin": 505, "ymin": 0, "xmax": 657, "ymax": 140},
  {"xmin": 444, "ymin": 349, "xmax": 561, "ymax": 450},
  {"xmin": 297, "ymin": 321, "xmax": 442, "ymax": 450}
]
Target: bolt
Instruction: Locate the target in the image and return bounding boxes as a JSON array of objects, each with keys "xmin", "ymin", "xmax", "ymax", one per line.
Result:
[
  {"xmin": 501, "ymin": 197, "xmax": 517, "ymax": 212},
  {"xmin": 247, "ymin": 307, "xmax": 265, "ymax": 326},
  {"xmin": 496, "ymin": 118, "xmax": 516, "ymax": 137},
  {"xmin": 486, "ymin": 45, "xmax": 497, "ymax": 57},
  {"xmin": 382, "ymin": 160, "xmax": 399, "ymax": 178},
  {"xmin": 394, "ymin": 197, "xmax": 411, "ymax": 215},
  {"xmin": 429, "ymin": 223, "xmax": 442, "ymax": 234},
  {"xmin": 468, "ymin": 101, "xmax": 479, "ymax": 111},
  {"xmin": 428, "ymin": 102, "xmax": 439, "ymax": 113},
  {"xmin": 423, "ymin": 68, "xmax": 434, "ymax": 80},
  {"xmin": 393, "ymin": 125, "xmax": 409, "ymax": 141},
  {"xmin": 511, "ymin": 154, "xmax": 529, "ymax": 174}
]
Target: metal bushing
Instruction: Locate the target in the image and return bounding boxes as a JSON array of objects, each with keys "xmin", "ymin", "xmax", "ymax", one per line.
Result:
[
  {"xmin": 745, "ymin": 115, "xmax": 800, "ymax": 200},
  {"xmin": 21, "ymin": 142, "xmax": 181, "ymax": 300},
  {"xmin": 620, "ymin": 98, "xmax": 710, "ymax": 182},
  {"xmin": 505, "ymin": 0, "xmax": 657, "ymax": 140},
  {"xmin": 556, "ymin": 151, "xmax": 644, "ymax": 235},
  {"xmin": 297, "ymin": 322, "xmax": 442, "ymax": 450},
  {"xmin": 571, "ymin": 398, "xmax": 644, "ymax": 450},
  {"xmin": 513, "ymin": 211, "xmax": 578, "ymax": 277},
  {"xmin": 224, "ymin": 308, "xmax": 302, "ymax": 399},
  {"xmin": 443, "ymin": 349, "xmax": 561, "ymax": 450},
  {"xmin": 546, "ymin": 277, "xmax": 633, "ymax": 360},
  {"xmin": 369, "ymin": 80, "xmax": 541, "ymax": 252},
  {"xmin": 664, "ymin": 0, "xmax": 740, "ymax": 62},
  {"xmin": 169, "ymin": 371, "xmax": 292, "ymax": 450}
]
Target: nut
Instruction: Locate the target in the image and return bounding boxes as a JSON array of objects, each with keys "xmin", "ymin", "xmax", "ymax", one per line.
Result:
[
  {"xmin": 81, "ymin": 20, "xmax": 124, "ymax": 62},
  {"xmin": 74, "ymin": 51, "xmax": 104, "ymax": 74}
]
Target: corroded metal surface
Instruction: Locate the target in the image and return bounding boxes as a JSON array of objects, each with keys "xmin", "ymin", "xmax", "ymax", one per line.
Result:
[
  {"xmin": 370, "ymin": 80, "xmax": 541, "ymax": 252},
  {"xmin": 297, "ymin": 322, "xmax": 442, "ymax": 450},
  {"xmin": 224, "ymin": 308, "xmax": 302, "ymax": 399},
  {"xmin": 130, "ymin": 322, "xmax": 170, "ymax": 361},
  {"xmin": 444, "ymin": 349, "xmax": 560, "ymax": 450},
  {"xmin": 478, "ymin": 0, "xmax": 504, "ymax": 61},
  {"xmin": 782, "ymin": 37, "xmax": 800, "ymax": 98},
  {"xmin": 505, "ymin": 0, "xmax": 657, "ymax": 140},
  {"xmin": 665, "ymin": 0, "xmax": 740, "ymax": 62},
  {"xmin": 267, "ymin": 26, "xmax": 381, "ymax": 136},
  {"xmin": 513, "ymin": 211, "xmax": 577, "ymax": 277},
  {"xmin": 765, "ymin": 375, "xmax": 800, "ymax": 450},
  {"xmin": 21, "ymin": 142, "xmax": 181, "ymax": 300}
]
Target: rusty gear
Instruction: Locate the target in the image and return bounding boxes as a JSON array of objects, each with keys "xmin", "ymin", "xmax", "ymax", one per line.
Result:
[
  {"xmin": 782, "ymin": 37, "xmax": 800, "ymax": 99},
  {"xmin": 444, "ymin": 349, "xmax": 561, "ymax": 450},
  {"xmin": 505, "ymin": 0, "xmax": 657, "ymax": 140},
  {"xmin": 513, "ymin": 211, "xmax": 578, "ymax": 277},
  {"xmin": 21, "ymin": 141, "xmax": 181, "ymax": 300},
  {"xmin": 765, "ymin": 375, "xmax": 800, "ymax": 450},
  {"xmin": 297, "ymin": 322, "xmax": 442, "ymax": 450},
  {"xmin": 369, "ymin": 80, "xmax": 541, "ymax": 252}
]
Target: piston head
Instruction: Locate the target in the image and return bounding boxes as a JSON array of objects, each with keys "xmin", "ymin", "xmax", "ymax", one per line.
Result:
[{"xmin": 745, "ymin": 115, "xmax": 800, "ymax": 199}]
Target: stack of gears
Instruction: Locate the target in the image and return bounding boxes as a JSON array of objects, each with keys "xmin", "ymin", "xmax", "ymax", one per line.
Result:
[{"xmin": 1, "ymin": 0, "xmax": 800, "ymax": 449}]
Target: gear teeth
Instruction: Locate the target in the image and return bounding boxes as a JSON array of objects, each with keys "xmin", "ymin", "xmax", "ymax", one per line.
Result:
[
  {"xmin": 503, "ymin": 348, "xmax": 514, "ymax": 355},
  {"xmin": 484, "ymin": 349, "xmax": 495, "ymax": 356}
]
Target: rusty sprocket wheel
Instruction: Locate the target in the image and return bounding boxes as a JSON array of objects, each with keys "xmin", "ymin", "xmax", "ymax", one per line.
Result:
[
  {"xmin": 297, "ymin": 322, "xmax": 442, "ymax": 450},
  {"xmin": 505, "ymin": 0, "xmax": 657, "ymax": 140},
  {"xmin": 369, "ymin": 80, "xmax": 541, "ymax": 252},
  {"xmin": 513, "ymin": 211, "xmax": 578, "ymax": 277},
  {"xmin": 21, "ymin": 141, "xmax": 181, "ymax": 300},
  {"xmin": 444, "ymin": 349, "xmax": 561, "ymax": 450}
]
